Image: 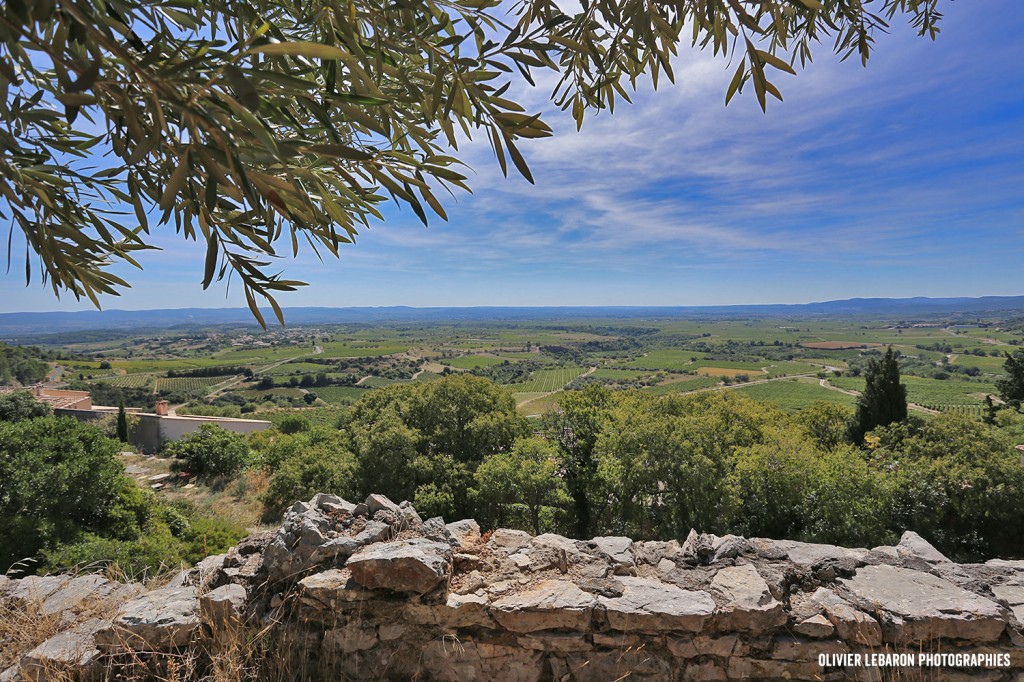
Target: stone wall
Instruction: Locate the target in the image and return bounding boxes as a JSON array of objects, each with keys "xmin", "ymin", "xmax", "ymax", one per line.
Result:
[{"xmin": 3, "ymin": 494, "xmax": 1024, "ymax": 680}]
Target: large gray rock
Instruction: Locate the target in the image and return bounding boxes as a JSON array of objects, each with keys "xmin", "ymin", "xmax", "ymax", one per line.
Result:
[
  {"xmin": 298, "ymin": 569, "xmax": 376, "ymax": 612},
  {"xmin": 589, "ymin": 536, "xmax": 635, "ymax": 575},
  {"xmin": 770, "ymin": 539, "xmax": 867, "ymax": 568},
  {"xmin": 200, "ymin": 583, "xmax": 247, "ymax": 631},
  {"xmin": 18, "ymin": 618, "xmax": 107, "ymax": 681},
  {"xmin": 839, "ymin": 564, "xmax": 1005, "ymax": 643},
  {"xmin": 711, "ymin": 534, "xmax": 750, "ymax": 562},
  {"xmin": 445, "ymin": 519, "xmax": 481, "ymax": 550},
  {"xmin": 364, "ymin": 493, "xmax": 400, "ymax": 516},
  {"xmin": 600, "ymin": 577, "xmax": 715, "ymax": 633},
  {"xmin": 97, "ymin": 585, "xmax": 200, "ymax": 651},
  {"xmin": 811, "ymin": 587, "xmax": 882, "ymax": 646},
  {"xmin": 4, "ymin": 576, "xmax": 64, "ymax": 607},
  {"xmin": 39, "ymin": 575, "xmax": 142, "ymax": 616},
  {"xmin": 491, "ymin": 580, "xmax": 595, "ymax": 633},
  {"xmin": 896, "ymin": 530, "xmax": 951, "ymax": 565},
  {"xmin": 710, "ymin": 564, "xmax": 786, "ymax": 633},
  {"xmin": 992, "ymin": 584, "xmax": 1024, "ymax": 623},
  {"xmin": 487, "ymin": 529, "xmax": 533, "ymax": 553},
  {"xmin": 347, "ymin": 538, "xmax": 451, "ymax": 594}
]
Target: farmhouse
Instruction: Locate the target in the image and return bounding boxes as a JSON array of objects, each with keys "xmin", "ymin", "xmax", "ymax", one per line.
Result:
[{"xmin": 39, "ymin": 388, "xmax": 271, "ymax": 453}]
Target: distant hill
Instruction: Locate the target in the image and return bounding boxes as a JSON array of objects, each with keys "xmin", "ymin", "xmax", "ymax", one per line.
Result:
[{"xmin": 2, "ymin": 296, "xmax": 1024, "ymax": 340}]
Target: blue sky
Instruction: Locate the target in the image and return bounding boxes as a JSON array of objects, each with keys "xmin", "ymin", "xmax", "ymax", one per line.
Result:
[{"xmin": 2, "ymin": 1, "xmax": 1023, "ymax": 313}]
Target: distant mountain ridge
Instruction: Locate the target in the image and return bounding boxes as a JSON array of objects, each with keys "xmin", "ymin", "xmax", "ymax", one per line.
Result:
[{"xmin": 2, "ymin": 296, "xmax": 1023, "ymax": 339}]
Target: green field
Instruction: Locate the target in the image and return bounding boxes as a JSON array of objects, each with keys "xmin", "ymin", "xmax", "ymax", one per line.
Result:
[
  {"xmin": 154, "ymin": 376, "xmax": 229, "ymax": 393},
  {"xmin": 442, "ymin": 354, "xmax": 512, "ymax": 369},
  {"xmin": 622, "ymin": 350, "xmax": 706, "ymax": 370},
  {"xmin": 517, "ymin": 392, "xmax": 564, "ymax": 415},
  {"xmin": 313, "ymin": 386, "xmax": 372, "ymax": 404},
  {"xmin": 108, "ymin": 374, "xmax": 155, "ymax": 389},
  {"xmin": 509, "ymin": 366, "xmax": 587, "ymax": 393},
  {"xmin": 734, "ymin": 379, "xmax": 857, "ymax": 411},
  {"xmin": 951, "ymin": 353, "xmax": 1008, "ymax": 373},
  {"xmin": 764, "ymin": 361, "xmax": 826, "ymax": 378},
  {"xmin": 591, "ymin": 368, "xmax": 655, "ymax": 380},
  {"xmin": 830, "ymin": 375, "xmax": 997, "ymax": 407},
  {"xmin": 319, "ymin": 342, "xmax": 408, "ymax": 358},
  {"xmin": 641, "ymin": 376, "xmax": 721, "ymax": 394},
  {"xmin": 263, "ymin": 362, "xmax": 336, "ymax": 376}
]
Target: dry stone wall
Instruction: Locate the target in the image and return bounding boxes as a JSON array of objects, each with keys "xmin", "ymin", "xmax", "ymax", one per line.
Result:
[{"xmin": 3, "ymin": 493, "xmax": 1024, "ymax": 681}]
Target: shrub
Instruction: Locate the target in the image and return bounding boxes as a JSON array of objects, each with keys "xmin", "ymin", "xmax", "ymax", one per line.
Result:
[
  {"xmin": 0, "ymin": 416, "xmax": 150, "ymax": 572},
  {"xmin": 0, "ymin": 391, "xmax": 51, "ymax": 422},
  {"xmin": 262, "ymin": 445, "xmax": 356, "ymax": 520},
  {"xmin": 278, "ymin": 414, "xmax": 311, "ymax": 435},
  {"xmin": 164, "ymin": 423, "xmax": 251, "ymax": 478}
]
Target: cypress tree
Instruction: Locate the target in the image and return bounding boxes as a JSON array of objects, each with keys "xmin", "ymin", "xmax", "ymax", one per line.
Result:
[
  {"xmin": 848, "ymin": 346, "xmax": 907, "ymax": 443},
  {"xmin": 996, "ymin": 349, "xmax": 1024, "ymax": 411},
  {"xmin": 116, "ymin": 400, "xmax": 129, "ymax": 443}
]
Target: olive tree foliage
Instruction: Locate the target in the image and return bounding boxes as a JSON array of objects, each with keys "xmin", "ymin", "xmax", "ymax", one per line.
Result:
[{"xmin": 0, "ymin": 0, "xmax": 943, "ymax": 321}]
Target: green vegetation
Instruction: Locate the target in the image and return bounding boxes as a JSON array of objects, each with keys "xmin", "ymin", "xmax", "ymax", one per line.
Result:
[
  {"xmin": 0, "ymin": 391, "xmax": 51, "ymax": 422},
  {"xmin": 509, "ymin": 366, "xmax": 587, "ymax": 393},
  {"xmin": 734, "ymin": 379, "xmax": 857, "ymax": 411},
  {"xmin": 997, "ymin": 349, "xmax": 1024, "ymax": 410},
  {"xmin": 7, "ymin": 312, "xmax": 1024, "ymax": 576},
  {"xmin": 848, "ymin": 347, "xmax": 907, "ymax": 444},
  {"xmin": 0, "ymin": 344, "xmax": 51, "ymax": 385},
  {"xmin": 164, "ymin": 424, "xmax": 251, "ymax": 479}
]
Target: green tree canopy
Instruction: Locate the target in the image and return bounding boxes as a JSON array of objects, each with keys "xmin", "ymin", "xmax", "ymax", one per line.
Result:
[
  {"xmin": 0, "ymin": 416, "xmax": 150, "ymax": 572},
  {"xmin": 473, "ymin": 436, "xmax": 569, "ymax": 534},
  {"xmin": 0, "ymin": 390, "xmax": 51, "ymax": 422},
  {"xmin": 0, "ymin": 0, "xmax": 944, "ymax": 321},
  {"xmin": 997, "ymin": 349, "xmax": 1024, "ymax": 410},
  {"xmin": 847, "ymin": 346, "xmax": 907, "ymax": 443},
  {"xmin": 164, "ymin": 423, "xmax": 251, "ymax": 478},
  {"xmin": 347, "ymin": 373, "xmax": 526, "ymax": 518}
]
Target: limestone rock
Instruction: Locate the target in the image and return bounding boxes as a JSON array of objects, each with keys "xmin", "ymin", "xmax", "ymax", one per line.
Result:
[
  {"xmin": 811, "ymin": 587, "xmax": 882, "ymax": 646},
  {"xmin": 311, "ymin": 535, "xmax": 361, "ymax": 565},
  {"xmin": 896, "ymin": 530, "xmax": 951, "ymax": 565},
  {"xmin": 347, "ymin": 538, "xmax": 452, "ymax": 594},
  {"xmin": 311, "ymin": 493, "xmax": 354, "ymax": 513},
  {"xmin": 397, "ymin": 500, "xmax": 423, "ymax": 530},
  {"xmin": 190, "ymin": 553, "xmax": 228, "ymax": 588},
  {"xmin": 589, "ymin": 536, "xmax": 635, "ymax": 575},
  {"xmin": 839, "ymin": 564, "xmax": 1005, "ymax": 643},
  {"xmin": 98, "ymin": 584, "xmax": 200, "ymax": 651},
  {"xmin": 4, "ymin": 576, "xmax": 64, "ymax": 607},
  {"xmin": 711, "ymin": 534, "xmax": 749, "ymax": 562},
  {"xmin": 773, "ymin": 539, "xmax": 867, "ymax": 568},
  {"xmin": 407, "ymin": 592, "xmax": 494, "ymax": 628},
  {"xmin": 298, "ymin": 568, "xmax": 375, "ymax": 610},
  {"xmin": 364, "ymin": 493, "xmax": 400, "ymax": 516},
  {"xmin": 794, "ymin": 614, "xmax": 835, "ymax": 638},
  {"xmin": 353, "ymin": 519, "xmax": 391, "ymax": 545},
  {"xmin": 51, "ymin": 575, "xmax": 140, "ymax": 616},
  {"xmin": 992, "ymin": 584, "xmax": 1024, "ymax": 623},
  {"xmin": 19, "ymin": 618, "xmax": 107, "ymax": 682},
  {"xmin": 600, "ymin": 577, "xmax": 715, "ymax": 633},
  {"xmin": 487, "ymin": 529, "xmax": 532, "ymax": 553},
  {"xmin": 445, "ymin": 519, "xmax": 481, "ymax": 550},
  {"xmin": 633, "ymin": 540, "xmax": 681, "ymax": 566},
  {"xmin": 200, "ymin": 583, "xmax": 247, "ymax": 631},
  {"xmin": 681, "ymin": 529, "xmax": 715, "ymax": 565},
  {"xmin": 710, "ymin": 563, "xmax": 786, "ymax": 633},
  {"xmin": 491, "ymin": 580, "xmax": 596, "ymax": 633}
]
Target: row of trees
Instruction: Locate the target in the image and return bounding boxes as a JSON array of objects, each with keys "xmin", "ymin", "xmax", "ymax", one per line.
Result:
[{"xmin": 234, "ymin": 369, "xmax": 1024, "ymax": 561}]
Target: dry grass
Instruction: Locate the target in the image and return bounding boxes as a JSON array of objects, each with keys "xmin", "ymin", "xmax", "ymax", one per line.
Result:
[{"xmin": 0, "ymin": 594, "xmax": 65, "ymax": 670}]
